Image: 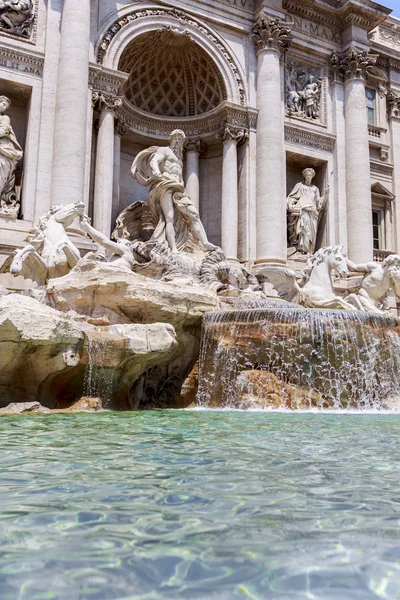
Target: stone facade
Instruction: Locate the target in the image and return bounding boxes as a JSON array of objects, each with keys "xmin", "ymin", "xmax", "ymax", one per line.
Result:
[{"xmin": 0, "ymin": 0, "xmax": 399, "ymax": 272}]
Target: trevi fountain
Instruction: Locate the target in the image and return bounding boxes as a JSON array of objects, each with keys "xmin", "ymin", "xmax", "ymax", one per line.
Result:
[{"xmin": 1, "ymin": 0, "xmax": 400, "ymax": 597}]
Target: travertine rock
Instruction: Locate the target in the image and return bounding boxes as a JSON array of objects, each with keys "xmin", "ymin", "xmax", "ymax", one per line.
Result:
[
  {"xmin": 0, "ymin": 293, "xmax": 84, "ymax": 406},
  {"xmin": 46, "ymin": 261, "xmax": 218, "ymax": 327},
  {"xmin": 0, "ymin": 293, "xmax": 180, "ymax": 409}
]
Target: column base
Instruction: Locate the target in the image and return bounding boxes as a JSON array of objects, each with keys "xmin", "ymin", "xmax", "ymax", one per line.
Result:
[{"xmin": 253, "ymin": 258, "xmax": 287, "ymax": 275}]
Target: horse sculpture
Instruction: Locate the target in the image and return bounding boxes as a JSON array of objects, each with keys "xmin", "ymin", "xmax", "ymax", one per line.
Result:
[
  {"xmin": 263, "ymin": 246, "xmax": 357, "ymax": 310},
  {"xmin": 1, "ymin": 202, "xmax": 85, "ymax": 286}
]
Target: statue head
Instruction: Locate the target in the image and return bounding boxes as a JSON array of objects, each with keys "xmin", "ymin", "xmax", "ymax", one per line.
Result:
[
  {"xmin": 0, "ymin": 96, "xmax": 11, "ymax": 113},
  {"xmin": 302, "ymin": 168, "xmax": 316, "ymax": 184},
  {"xmin": 308, "ymin": 75, "xmax": 315, "ymax": 84},
  {"xmin": 382, "ymin": 255, "xmax": 400, "ymax": 296},
  {"xmin": 169, "ymin": 129, "xmax": 186, "ymax": 159}
]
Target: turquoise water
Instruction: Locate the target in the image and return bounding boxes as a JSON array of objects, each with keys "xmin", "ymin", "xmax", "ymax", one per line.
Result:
[{"xmin": 0, "ymin": 411, "xmax": 400, "ymax": 600}]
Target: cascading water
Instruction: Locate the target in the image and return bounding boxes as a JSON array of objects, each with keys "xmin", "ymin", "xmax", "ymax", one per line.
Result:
[
  {"xmin": 83, "ymin": 333, "xmax": 117, "ymax": 408},
  {"xmin": 197, "ymin": 308, "xmax": 400, "ymax": 410}
]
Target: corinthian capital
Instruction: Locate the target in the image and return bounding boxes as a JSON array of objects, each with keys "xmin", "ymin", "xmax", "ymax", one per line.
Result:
[
  {"xmin": 216, "ymin": 124, "xmax": 248, "ymax": 143},
  {"xmin": 330, "ymin": 47, "xmax": 377, "ymax": 83},
  {"xmin": 184, "ymin": 139, "xmax": 208, "ymax": 156},
  {"xmin": 92, "ymin": 92, "xmax": 123, "ymax": 112},
  {"xmin": 387, "ymin": 91, "xmax": 400, "ymax": 120},
  {"xmin": 252, "ymin": 15, "xmax": 292, "ymax": 54}
]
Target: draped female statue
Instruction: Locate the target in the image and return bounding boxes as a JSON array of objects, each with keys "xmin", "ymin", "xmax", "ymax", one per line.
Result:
[
  {"xmin": 287, "ymin": 168, "xmax": 329, "ymax": 255},
  {"xmin": 0, "ymin": 96, "xmax": 23, "ymax": 215}
]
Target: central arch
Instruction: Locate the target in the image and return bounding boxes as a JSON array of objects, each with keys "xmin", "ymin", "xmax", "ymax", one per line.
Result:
[{"xmin": 119, "ymin": 28, "xmax": 227, "ymax": 119}]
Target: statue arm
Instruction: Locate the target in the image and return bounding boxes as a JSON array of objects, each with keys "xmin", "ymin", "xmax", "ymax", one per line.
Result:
[
  {"xmin": 149, "ymin": 151, "xmax": 163, "ymax": 178},
  {"xmin": 347, "ymin": 259, "xmax": 376, "ymax": 273},
  {"xmin": 0, "ymin": 116, "xmax": 11, "ymax": 138},
  {"xmin": 80, "ymin": 220, "xmax": 125, "ymax": 256}
]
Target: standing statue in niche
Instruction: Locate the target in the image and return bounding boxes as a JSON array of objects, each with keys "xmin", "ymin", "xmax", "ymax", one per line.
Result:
[
  {"xmin": 0, "ymin": 0, "xmax": 34, "ymax": 36},
  {"xmin": 131, "ymin": 129, "xmax": 215, "ymax": 254},
  {"xmin": 0, "ymin": 96, "xmax": 23, "ymax": 217},
  {"xmin": 287, "ymin": 168, "xmax": 329, "ymax": 255}
]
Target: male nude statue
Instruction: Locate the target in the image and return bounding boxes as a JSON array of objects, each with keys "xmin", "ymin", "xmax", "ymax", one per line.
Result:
[{"xmin": 131, "ymin": 129, "xmax": 215, "ymax": 254}]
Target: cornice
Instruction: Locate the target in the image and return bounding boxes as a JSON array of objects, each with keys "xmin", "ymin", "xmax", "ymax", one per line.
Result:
[
  {"xmin": 89, "ymin": 65, "xmax": 129, "ymax": 97},
  {"xmin": 114, "ymin": 99, "xmax": 257, "ymax": 140},
  {"xmin": 284, "ymin": 124, "xmax": 336, "ymax": 152}
]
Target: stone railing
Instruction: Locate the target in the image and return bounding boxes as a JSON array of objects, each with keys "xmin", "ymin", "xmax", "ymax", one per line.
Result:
[
  {"xmin": 368, "ymin": 124, "xmax": 387, "ymax": 140},
  {"xmin": 373, "ymin": 249, "xmax": 394, "ymax": 262}
]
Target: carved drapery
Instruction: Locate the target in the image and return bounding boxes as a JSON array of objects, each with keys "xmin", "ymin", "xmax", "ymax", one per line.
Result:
[
  {"xmin": 252, "ymin": 15, "xmax": 292, "ymax": 54},
  {"xmin": 330, "ymin": 47, "xmax": 378, "ymax": 82}
]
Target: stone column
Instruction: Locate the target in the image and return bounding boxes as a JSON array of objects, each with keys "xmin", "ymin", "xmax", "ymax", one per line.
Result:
[
  {"xmin": 112, "ymin": 121, "xmax": 128, "ymax": 227},
  {"xmin": 332, "ymin": 47, "xmax": 377, "ymax": 263},
  {"xmin": 388, "ymin": 92, "xmax": 400, "ymax": 254},
  {"xmin": 50, "ymin": 0, "xmax": 91, "ymax": 206},
  {"xmin": 185, "ymin": 139, "xmax": 206, "ymax": 211},
  {"xmin": 216, "ymin": 125, "xmax": 247, "ymax": 263},
  {"xmin": 252, "ymin": 15, "xmax": 292, "ymax": 267},
  {"xmin": 92, "ymin": 93, "xmax": 122, "ymax": 237}
]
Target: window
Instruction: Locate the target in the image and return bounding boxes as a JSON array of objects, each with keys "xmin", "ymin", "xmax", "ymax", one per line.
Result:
[
  {"xmin": 372, "ymin": 210, "xmax": 382, "ymax": 250},
  {"xmin": 366, "ymin": 89, "xmax": 376, "ymax": 125}
]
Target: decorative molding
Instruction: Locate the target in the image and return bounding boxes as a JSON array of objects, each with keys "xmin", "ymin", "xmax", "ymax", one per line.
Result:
[
  {"xmin": 115, "ymin": 99, "xmax": 257, "ymax": 139},
  {"xmin": 0, "ymin": 0, "xmax": 37, "ymax": 44},
  {"xmin": 215, "ymin": 123, "xmax": 248, "ymax": 143},
  {"xmin": 285, "ymin": 124, "xmax": 336, "ymax": 153},
  {"xmin": 370, "ymin": 160, "xmax": 393, "ymax": 176},
  {"xmin": 89, "ymin": 65, "xmax": 129, "ymax": 97},
  {"xmin": 252, "ymin": 14, "xmax": 292, "ymax": 54},
  {"xmin": 96, "ymin": 6, "xmax": 246, "ymax": 106},
  {"xmin": 330, "ymin": 47, "xmax": 378, "ymax": 83},
  {"xmin": 0, "ymin": 44, "xmax": 43, "ymax": 77},
  {"xmin": 115, "ymin": 120, "xmax": 130, "ymax": 137}
]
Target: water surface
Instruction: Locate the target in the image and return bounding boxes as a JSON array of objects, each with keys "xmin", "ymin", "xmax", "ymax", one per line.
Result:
[{"xmin": 0, "ymin": 411, "xmax": 399, "ymax": 599}]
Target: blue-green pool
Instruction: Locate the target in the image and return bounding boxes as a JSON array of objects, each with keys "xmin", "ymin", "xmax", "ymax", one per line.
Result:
[{"xmin": 0, "ymin": 411, "xmax": 400, "ymax": 599}]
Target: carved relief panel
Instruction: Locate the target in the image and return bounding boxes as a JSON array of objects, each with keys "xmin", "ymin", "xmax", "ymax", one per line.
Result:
[
  {"xmin": 285, "ymin": 59, "xmax": 327, "ymax": 127},
  {"xmin": 0, "ymin": 0, "xmax": 36, "ymax": 41}
]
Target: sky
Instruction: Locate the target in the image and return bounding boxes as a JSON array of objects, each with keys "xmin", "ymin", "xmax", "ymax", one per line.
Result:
[{"xmin": 381, "ymin": 0, "xmax": 400, "ymax": 17}]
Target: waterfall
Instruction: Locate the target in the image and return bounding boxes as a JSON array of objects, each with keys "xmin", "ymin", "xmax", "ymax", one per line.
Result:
[
  {"xmin": 82, "ymin": 333, "xmax": 116, "ymax": 408},
  {"xmin": 197, "ymin": 308, "xmax": 400, "ymax": 410}
]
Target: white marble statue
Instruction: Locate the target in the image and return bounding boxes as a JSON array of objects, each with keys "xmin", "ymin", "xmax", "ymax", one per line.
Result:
[
  {"xmin": 0, "ymin": 96, "xmax": 23, "ymax": 216},
  {"xmin": 79, "ymin": 216, "xmax": 139, "ymax": 271},
  {"xmin": 263, "ymin": 246, "xmax": 358, "ymax": 310},
  {"xmin": 287, "ymin": 168, "xmax": 329, "ymax": 255},
  {"xmin": 1, "ymin": 203, "xmax": 85, "ymax": 285},
  {"xmin": 131, "ymin": 129, "xmax": 215, "ymax": 254},
  {"xmin": 0, "ymin": 0, "xmax": 34, "ymax": 36},
  {"xmin": 345, "ymin": 255, "xmax": 400, "ymax": 314},
  {"xmin": 302, "ymin": 75, "xmax": 320, "ymax": 120}
]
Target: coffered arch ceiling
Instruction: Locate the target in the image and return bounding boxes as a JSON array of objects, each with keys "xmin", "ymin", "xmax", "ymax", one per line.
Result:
[{"xmin": 119, "ymin": 28, "xmax": 227, "ymax": 118}]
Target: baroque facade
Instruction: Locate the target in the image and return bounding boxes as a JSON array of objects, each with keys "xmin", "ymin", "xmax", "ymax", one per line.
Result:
[{"xmin": 0, "ymin": 0, "xmax": 399, "ymax": 274}]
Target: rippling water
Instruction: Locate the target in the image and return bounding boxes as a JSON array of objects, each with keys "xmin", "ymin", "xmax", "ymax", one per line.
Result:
[{"xmin": 0, "ymin": 411, "xmax": 400, "ymax": 599}]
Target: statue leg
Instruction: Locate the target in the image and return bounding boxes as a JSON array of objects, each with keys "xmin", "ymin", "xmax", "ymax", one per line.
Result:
[
  {"xmin": 185, "ymin": 206, "xmax": 216, "ymax": 252},
  {"xmin": 160, "ymin": 191, "xmax": 178, "ymax": 253},
  {"xmin": 58, "ymin": 241, "xmax": 81, "ymax": 269}
]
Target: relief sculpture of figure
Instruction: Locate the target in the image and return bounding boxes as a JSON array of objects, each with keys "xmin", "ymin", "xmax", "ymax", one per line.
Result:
[
  {"xmin": 302, "ymin": 75, "xmax": 320, "ymax": 120},
  {"xmin": 0, "ymin": 96, "xmax": 23, "ymax": 216},
  {"xmin": 287, "ymin": 168, "xmax": 329, "ymax": 255},
  {"xmin": 131, "ymin": 129, "xmax": 215, "ymax": 254},
  {"xmin": 0, "ymin": 0, "xmax": 34, "ymax": 36}
]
